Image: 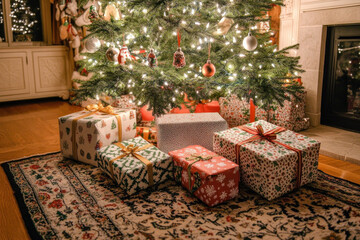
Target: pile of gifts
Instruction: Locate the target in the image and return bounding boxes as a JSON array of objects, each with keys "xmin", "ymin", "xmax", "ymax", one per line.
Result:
[{"xmin": 59, "ymin": 101, "xmax": 320, "ymax": 206}]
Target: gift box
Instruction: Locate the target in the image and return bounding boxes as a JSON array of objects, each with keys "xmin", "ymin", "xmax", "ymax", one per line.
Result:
[
  {"xmin": 169, "ymin": 145, "xmax": 240, "ymax": 207},
  {"xmin": 219, "ymin": 92, "xmax": 309, "ymax": 131},
  {"xmin": 96, "ymin": 136, "xmax": 173, "ymax": 195},
  {"xmin": 213, "ymin": 120, "xmax": 320, "ymax": 200},
  {"xmin": 136, "ymin": 125, "xmax": 157, "ymax": 145},
  {"xmin": 156, "ymin": 113, "xmax": 228, "ymax": 154},
  {"xmin": 59, "ymin": 104, "xmax": 137, "ymax": 166},
  {"xmin": 111, "ymin": 94, "xmax": 142, "ymax": 123}
]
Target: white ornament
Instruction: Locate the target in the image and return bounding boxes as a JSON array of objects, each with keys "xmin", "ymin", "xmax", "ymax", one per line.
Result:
[
  {"xmin": 65, "ymin": 0, "xmax": 78, "ymax": 17},
  {"xmin": 214, "ymin": 17, "xmax": 234, "ymax": 36},
  {"xmin": 243, "ymin": 32, "xmax": 258, "ymax": 51},
  {"xmin": 85, "ymin": 37, "xmax": 101, "ymax": 53},
  {"xmin": 104, "ymin": 4, "xmax": 120, "ymax": 21}
]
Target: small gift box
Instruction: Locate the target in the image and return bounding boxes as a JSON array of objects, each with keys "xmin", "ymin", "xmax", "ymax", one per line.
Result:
[
  {"xmin": 169, "ymin": 145, "xmax": 240, "ymax": 207},
  {"xmin": 96, "ymin": 137, "xmax": 173, "ymax": 195},
  {"xmin": 136, "ymin": 126, "xmax": 157, "ymax": 145},
  {"xmin": 156, "ymin": 113, "xmax": 228, "ymax": 154},
  {"xmin": 59, "ymin": 103, "xmax": 136, "ymax": 166},
  {"xmin": 213, "ymin": 120, "xmax": 320, "ymax": 200}
]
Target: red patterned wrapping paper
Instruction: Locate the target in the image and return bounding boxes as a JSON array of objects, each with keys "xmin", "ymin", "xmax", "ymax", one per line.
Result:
[
  {"xmin": 213, "ymin": 120, "xmax": 320, "ymax": 200},
  {"xmin": 169, "ymin": 145, "xmax": 240, "ymax": 207},
  {"xmin": 219, "ymin": 92, "xmax": 309, "ymax": 131}
]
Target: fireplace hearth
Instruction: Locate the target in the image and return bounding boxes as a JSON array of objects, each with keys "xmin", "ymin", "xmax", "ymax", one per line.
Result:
[{"xmin": 322, "ymin": 25, "xmax": 360, "ymax": 132}]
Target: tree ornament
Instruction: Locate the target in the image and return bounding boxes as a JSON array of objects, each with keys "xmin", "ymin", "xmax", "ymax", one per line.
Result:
[
  {"xmin": 104, "ymin": 4, "xmax": 121, "ymax": 21},
  {"xmin": 118, "ymin": 44, "xmax": 131, "ymax": 65},
  {"xmin": 214, "ymin": 17, "xmax": 234, "ymax": 35},
  {"xmin": 243, "ymin": 32, "xmax": 258, "ymax": 51},
  {"xmin": 106, "ymin": 47, "xmax": 120, "ymax": 62},
  {"xmin": 173, "ymin": 30, "xmax": 186, "ymax": 68},
  {"xmin": 88, "ymin": 5, "xmax": 99, "ymax": 21},
  {"xmin": 75, "ymin": 8, "xmax": 92, "ymax": 26},
  {"xmin": 147, "ymin": 48, "xmax": 158, "ymax": 68},
  {"xmin": 85, "ymin": 37, "xmax": 101, "ymax": 53},
  {"xmin": 202, "ymin": 43, "xmax": 216, "ymax": 77}
]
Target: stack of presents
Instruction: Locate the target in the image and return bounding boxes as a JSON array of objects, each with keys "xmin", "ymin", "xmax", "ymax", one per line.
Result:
[{"xmin": 59, "ymin": 93, "xmax": 320, "ymax": 206}]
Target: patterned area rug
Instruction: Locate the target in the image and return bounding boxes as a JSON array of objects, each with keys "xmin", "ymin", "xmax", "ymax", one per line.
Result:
[{"xmin": 2, "ymin": 153, "xmax": 360, "ymax": 240}]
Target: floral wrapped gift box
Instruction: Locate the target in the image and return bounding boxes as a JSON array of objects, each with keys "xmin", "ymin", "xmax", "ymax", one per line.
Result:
[
  {"xmin": 96, "ymin": 136, "xmax": 173, "ymax": 195},
  {"xmin": 213, "ymin": 120, "xmax": 320, "ymax": 200},
  {"xmin": 59, "ymin": 104, "xmax": 137, "ymax": 166},
  {"xmin": 169, "ymin": 145, "xmax": 240, "ymax": 207}
]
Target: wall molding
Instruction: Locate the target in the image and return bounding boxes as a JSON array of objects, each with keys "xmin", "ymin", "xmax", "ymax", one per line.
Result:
[{"xmin": 301, "ymin": 0, "xmax": 360, "ymax": 12}]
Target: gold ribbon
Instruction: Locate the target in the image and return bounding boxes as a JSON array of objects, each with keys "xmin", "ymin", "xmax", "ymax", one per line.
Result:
[
  {"xmin": 71, "ymin": 103, "xmax": 122, "ymax": 159},
  {"xmin": 109, "ymin": 142, "xmax": 154, "ymax": 186},
  {"xmin": 185, "ymin": 154, "xmax": 217, "ymax": 190}
]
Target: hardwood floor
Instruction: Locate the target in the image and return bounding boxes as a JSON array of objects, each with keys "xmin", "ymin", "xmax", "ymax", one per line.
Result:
[{"xmin": 0, "ymin": 98, "xmax": 359, "ymax": 240}]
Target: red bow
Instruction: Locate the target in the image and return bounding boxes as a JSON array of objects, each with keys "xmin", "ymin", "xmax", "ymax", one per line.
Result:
[{"xmin": 236, "ymin": 124, "xmax": 303, "ymax": 189}]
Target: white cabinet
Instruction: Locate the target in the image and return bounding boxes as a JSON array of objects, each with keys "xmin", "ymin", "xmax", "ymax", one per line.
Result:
[{"xmin": 0, "ymin": 46, "xmax": 71, "ymax": 102}]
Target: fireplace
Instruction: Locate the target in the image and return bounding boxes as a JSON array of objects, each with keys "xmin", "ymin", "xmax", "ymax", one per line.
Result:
[{"xmin": 321, "ymin": 25, "xmax": 360, "ymax": 132}]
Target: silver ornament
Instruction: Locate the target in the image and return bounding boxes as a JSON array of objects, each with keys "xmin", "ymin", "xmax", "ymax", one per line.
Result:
[
  {"xmin": 106, "ymin": 47, "xmax": 120, "ymax": 62},
  {"xmin": 85, "ymin": 37, "xmax": 101, "ymax": 53},
  {"xmin": 242, "ymin": 32, "xmax": 258, "ymax": 51}
]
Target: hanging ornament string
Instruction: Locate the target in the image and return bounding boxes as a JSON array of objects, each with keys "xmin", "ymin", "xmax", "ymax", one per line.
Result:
[
  {"xmin": 208, "ymin": 42, "xmax": 211, "ymax": 60},
  {"xmin": 177, "ymin": 29, "xmax": 181, "ymax": 48}
]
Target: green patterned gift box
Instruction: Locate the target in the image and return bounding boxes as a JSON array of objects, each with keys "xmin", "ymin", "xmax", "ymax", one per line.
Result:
[
  {"xmin": 213, "ymin": 120, "xmax": 320, "ymax": 200},
  {"xmin": 96, "ymin": 136, "xmax": 173, "ymax": 195}
]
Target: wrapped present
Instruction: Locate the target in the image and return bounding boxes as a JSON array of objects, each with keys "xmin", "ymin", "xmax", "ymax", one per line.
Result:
[
  {"xmin": 59, "ymin": 103, "xmax": 137, "ymax": 166},
  {"xmin": 219, "ymin": 92, "xmax": 308, "ymax": 131},
  {"xmin": 136, "ymin": 126, "xmax": 157, "ymax": 145},
  {"xmin": 272, "ymin": 91, "xmax": 307, "ymax": 130},
  {"xmin": 156, "ymin": 113, "xmax": 228, "ymax": 154},
  {"xmin": 96, "ymin": 137, "xmax": 173, "ymax": 195},
  {"xmin": 111, "ymin": 94, "xmax": 142, "ymax": 123},
  {"xmin": 169, "ymin": 145, "xmax": 240, "ymax": 207},
  {"xmin": 292, "ymin": 117, "xmax": 311, "ymax": 132},
  {"xmin": 213, "ymin": 120, "xmax": 320, "ymax": 200}
]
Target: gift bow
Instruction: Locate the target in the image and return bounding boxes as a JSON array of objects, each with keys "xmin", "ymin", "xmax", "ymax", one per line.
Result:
[
  {"xmin": 236, "ymin": 124, "xmax": 303, "ymax": 189},
  {"xmin": 185, "ymin": 154, "xmax": 217, "ymax": 191},
  {"xmin": 109, "ymin": 142, "xmax": 154, "ymax": 186},
  {"xmin": 85, "ymin": 103, "xmax": 115, "ymax": 114}
]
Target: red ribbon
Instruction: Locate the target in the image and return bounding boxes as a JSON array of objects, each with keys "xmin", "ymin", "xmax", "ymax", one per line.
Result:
[
  {"xmin": 235, "ymin": 124, "xmax": 303, "ymax": 189},
  {"xmin": 67, "ymin": 24, "xmax": 77, "ymax": 37},
  {"xmin": 177, "ymin": 29, "xmax": 181, "ymax": 47}
]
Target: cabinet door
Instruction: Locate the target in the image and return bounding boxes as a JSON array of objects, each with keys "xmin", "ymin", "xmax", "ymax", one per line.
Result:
[
  {"xmin": 0, "ymin": 52, "xmax": 30, "ymax": 96},
  {"xmin": 33, "ymin": 51, "xmax": 69, "ymax": 93}
]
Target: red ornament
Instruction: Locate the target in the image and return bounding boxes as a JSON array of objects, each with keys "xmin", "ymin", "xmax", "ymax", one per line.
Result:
[
  {"xmin": 118, "ymin": 44, "xmax": 131, "ymax": 65},
  {"xmin": 202, "ymin": 60, "xmax": 216, "ymax": 77},
  {"xmin": 147, "ymin": 48, "xmax": 158, "ymax": 68},
  {"xmin": 173, "ymin": 47, "xmax": 186, "ymax": 68}
]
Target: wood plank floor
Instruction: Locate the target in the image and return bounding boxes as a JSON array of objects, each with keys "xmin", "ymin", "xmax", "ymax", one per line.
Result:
[{"xmin": 0, "ymin": 98, "xmax": 359, "ymax": 240}]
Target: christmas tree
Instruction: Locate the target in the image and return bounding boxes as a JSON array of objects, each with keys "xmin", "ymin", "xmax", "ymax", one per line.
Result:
[
  {"xmin": 9, "ymin": 0, "xmax": 42, "ymax": 41},
  {"xmin": 73, "ymin": 0, "xmax": 304, "ymax": 117}
]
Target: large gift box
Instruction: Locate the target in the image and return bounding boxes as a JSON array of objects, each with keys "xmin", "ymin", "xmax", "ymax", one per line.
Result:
[
  {"xmin": 59, "ymin": 104, "xmax": 136, "ymax": 166},
  {"xmin": 96, "ymin": 136, "xmax": 173, "ymax": 195},
  {"xmin": 156, "ymin": 113, "xmax": 228, "ymax": 154},
  {"xmin": 219, "ymin": 92, "xmax": 309, "ymax": 131},
  {"xmin": 169, "ymin": 145, "xmax": 240, "ymax": 207},
  {"xmin": 213, "ymin": 120, "xmax": 320, "ymax": 200}
]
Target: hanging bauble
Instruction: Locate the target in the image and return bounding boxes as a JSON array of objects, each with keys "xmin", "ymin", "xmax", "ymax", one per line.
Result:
[
  {"xmin": 106, "ymin": 47, "xmax": 120, "ymax": 62},
  {"xmin": 214, "ymin": 17, "xmax": 234, "ymax": 35},
  {"xmin": 173, "ymin": 48, "xmax": 186, "ymax": 68},
  {"xmin": 202, "ymin": 60, "xmax": 216, "ymax": 77},
  {"xmin": 118, "ymin": 44, "xmax": 131, "ymax": 65},
  {"xmin": 243, "ymin": 32, "xmax": 258, "ymax": 51},
  {"xmin": 173, "ymin": 30, "xmax": 186, "ymax": 68},
  {"xmin": 147, "ymin": 48, "xmax": 158, "ymax": 68},
  {"xmin": 202, "ymin": 43, "xmax": 216, "ymax": 77},
  {"xmin": 85, "ymin": 37, "xmax": 101, "ymax": 53}
]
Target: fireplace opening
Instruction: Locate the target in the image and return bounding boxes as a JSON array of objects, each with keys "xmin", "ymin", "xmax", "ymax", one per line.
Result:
[{"xmin": 322, "ymin": 25, "xmax": 360, "ymax": 132}]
